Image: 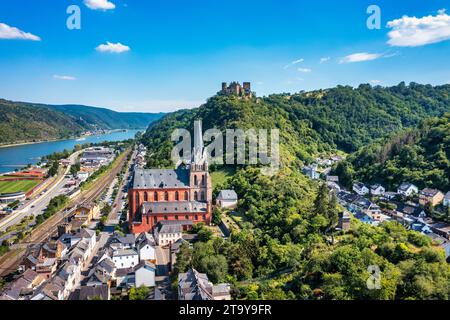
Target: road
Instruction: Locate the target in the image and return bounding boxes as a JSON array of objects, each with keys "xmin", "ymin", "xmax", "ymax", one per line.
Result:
[
  {"xmin": 0, "ymin": 150, "xmax": 131, "ymax": 276},
  {"xmin": 0, "ymin": 150, "xmax": 81, "ymax": 233}
]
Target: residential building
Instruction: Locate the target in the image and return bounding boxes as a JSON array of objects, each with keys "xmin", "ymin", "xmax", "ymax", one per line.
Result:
[
  {"xmin": 216, "ymin": 190, "xmax": 238, "ymax": 209},
  {"xmin": 112, "ymin": 249, "xmax": 139, "ymax": 269},
  {"xmin": 302, "ymin": 165, "xmax": 320, "ymax": 180},
  {"xmin": 154, "ymin": 220, "xmax": 187, "ymax": 246},
  {"xmin": 135, "ymin": 232, "xmax": 156, "ymax": 262},
  {"xmin": 353, "ymin": 182, "xmax": 369, "ymax": 196},
  {"xmin": 370, "ymin": 184, "xmax": 385, "ymax": 196},
  {"xmin": 178, "ymin": 268, "xmax": 231, "ymax": 300},
  {"xmin": 70, "ymin": 284, "xmax": 110, "ymax": 300},
  {"xmin": 128, "ymin": 121, "xmax": 212, "ymax": 234},
  {"xmin": 74, "ymin": 201, "xmax": 100, "ymax": 223},
  {"xmin": 135, "ymin": 261, "xmax": 156, "ymax": 288},
  {"xmin": 419, "ymin": 188, "xmax": 445, "ymax": 207},
  {"xmin": 397, "ymin": 183, "xmax": 418, "ymax": 197}
]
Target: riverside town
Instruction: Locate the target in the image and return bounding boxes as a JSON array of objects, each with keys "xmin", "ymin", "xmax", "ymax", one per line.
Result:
[{"xmin": 0, "ymin": 0, "xmax": 450, "ymax": 317}]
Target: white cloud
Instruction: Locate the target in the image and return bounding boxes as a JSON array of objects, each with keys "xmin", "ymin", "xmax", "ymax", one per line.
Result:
[
  {"xmin": 53, "ymin": 75, "xmax": 76, "ymax": 81},
  {"xmin": 387, "ymin": 9, "xmax": 450, "ymax": 47},
  {"xmin": 297, "ymin": 67, "xmax": 312, "ymax": 73},
  {"xmin": 370, "ymin": 80, "xmax": 382, "ymax": 85},
  {"xmin": 339, "ymin": 52, "xmax": 383, "ymax": 63},
  {"xmin": 320, "ymin": 57, "xmax": 331, "ymax": 64},
  {"xmin": 84, "ymin": 0, "xmax": 115, "ymax": 10},
  {"xmin": 284, "ymin": 58, "xmax": 304, "ymax": 69},
  {"xmin": 96, "ymin": 41, "xmax": 130, "ymax": 53},
  {"xmin": 0, "ymin": 23, "xmax": 40, "ymax": 41}
]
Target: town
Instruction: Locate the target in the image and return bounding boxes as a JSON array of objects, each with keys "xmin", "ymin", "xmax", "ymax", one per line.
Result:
[
  {"xmin": 0, "ymin": 122, "xmax": 233, "ymax": 300},
  {"xmin": 303, "ymin": 159, "xmax": 450, "ymax": 259}
]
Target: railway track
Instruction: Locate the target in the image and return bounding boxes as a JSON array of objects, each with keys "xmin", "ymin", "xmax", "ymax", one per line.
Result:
[{"xmin": 0, "ymin": 150, "xmax": 130, "ymax": 276}]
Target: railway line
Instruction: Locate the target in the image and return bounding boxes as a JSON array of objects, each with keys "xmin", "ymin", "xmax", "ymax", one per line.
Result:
[{"xmin": 0, "ymin": 149, "xmax": 131, "ymax": 276}]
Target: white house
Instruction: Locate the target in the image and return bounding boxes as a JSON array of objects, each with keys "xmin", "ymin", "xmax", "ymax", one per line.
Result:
[
  {"xmin": 216, "ymin": 190, "xmax": 238, "ymax": 209},
  {"xmin": 112, "ymin": 249, "xmax": 139, "ymax": 269},
  {"xmin": 134, "ymin": 261, "xmax": 156, "ymax": 288},
  {"xmin": 444, "ymin": 191, "xmax": 450, "ymax": 207},
  {"xmin": 302, "ymin": 165, "xmax": 320, "ymax": 180},
  {"xmin": 77, "ymin": 172, "xmax": 90, "ymax": 182},
  {"xmin": 353, "ymin": 182, "xmax": 369, "ymax": 196},
  {"xmin": 370, "ymin": 184, "xmax": 385, "ymax": 196},
  {"xmin": 397, "ymin": 183, "xmax": 419, "ymax": 197},
  {"xmin": 135, "ymin": 233, "xmax": 156, "ymax": 261},
  {"xmin": 154, "ymin": 221, "xmax": 183, "ymax": 246}
]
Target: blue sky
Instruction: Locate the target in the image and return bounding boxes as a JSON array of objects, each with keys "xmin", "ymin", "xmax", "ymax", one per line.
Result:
[{"xmin": 0, "ymin": 0, "xmax": 449, "ymax": 113}]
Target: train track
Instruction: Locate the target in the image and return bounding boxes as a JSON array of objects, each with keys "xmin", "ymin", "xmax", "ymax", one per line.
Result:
[{"xmin": 0, "ymin": 150, "xmax": 130, "ymax": 276}]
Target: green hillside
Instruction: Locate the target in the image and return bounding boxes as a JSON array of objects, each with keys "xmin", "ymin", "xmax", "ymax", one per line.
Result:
[
  {"xmin": 141, "ymin": 83, "xmax": 450, "ymax": 300},
  {"xmin": 0, "ymin": 99, "xmax": 87, "ymax": 145},
  {"xmin": 336, "ymin": 114, "xmax": 450, "ymax": 191},
  {"xmin": 0, "ymin": 99, "xmax": 165, "ymax": 145},
  {"xmin": 48, "ymin": 104, "xmax": 164, "ymax": 130}
]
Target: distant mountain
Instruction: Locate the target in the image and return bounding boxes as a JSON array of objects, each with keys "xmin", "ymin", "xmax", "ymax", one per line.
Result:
[
  {"xmin": 0, "ymin": 99, "xmax": 87, "ymax": 145},
  {"xmin": 0, "ymin": 99, "xmax": 165, "ymax": 145},
  {"xmin": 48, "ymin": 104, "xmax": 164, "ymax": 130}
]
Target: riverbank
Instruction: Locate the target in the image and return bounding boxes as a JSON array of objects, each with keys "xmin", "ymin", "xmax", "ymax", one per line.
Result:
[{"xmin": 0, "ymin": 129, "xmax": 139, "ymax": 149}]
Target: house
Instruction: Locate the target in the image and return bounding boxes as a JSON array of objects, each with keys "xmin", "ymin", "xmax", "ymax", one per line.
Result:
[
  {"xmin": 382, "ymin": 191, "xmax": 398, "ymax": 200},
  {"xmin": 370, "ymin": 184, "xmax": 385, "ymax": 196},
  {"xmin": 216, "ymin": 190, "xmax": 238, "ymax": 209},
  {"xmin": 419, "ymin": 188, "xmax": 445, "ymax": 207},
  {"xmin": 110, "ymin": 233, "xmax": 136, "ymax": 251},
  {"xmin": 77, "ymin": 172, "xmax": 89, "ymax": 182},
  {"xmin": 135, "ymin": 261, "xmax": 156, "ymax": 288},
  {"xmin": 154, "ymin": 220, "xmax": 185, "ymax": 246},
  {"xmin": 86, "ymin": 257, "xmax": 116, "ymax": 287},
  {"xmin": 70, "ymin": 284, "xmax": 110, "ymax": 300},
  {"xmin": 74, "ymin": 201, "xmax": 100, "ymax": 223},
  {"xmin": 326, "ymin": 176, "xmax": 339, "ymax": 183},
  {"xmin": 444, "ymin": 191, "xmax": 450, "ymax": 207},
  {"xmin": 0, "ymin": 269, "xmax": 46, "ymax": 300},
  {"xmin": 135, "ymin": 233, "xmax": 156, "ymax": 262},
  {"xmin": 397, "ymin": 183, "xmax": 418, "ymax": 197},
  {"xmin": 115, "ymin": 267, "xmax": 135, "ymax": 288},
  {"xmin": 112, "ymin": 249, "xmax": 139, "ymax": 269},
  {"xmin": 326, "ymin": 181, "xmax": 341, "ymax": 193},
  {"xmin": 353, "ymin": 182, "xmax": 369, "ymax": 196},
  {"xmin": 178, "ymin": 268, "xmax": 231, "ymax": 300},
  {"xmin": 302, "ymin": 165, "xmax": 320, "ymax": 180}
]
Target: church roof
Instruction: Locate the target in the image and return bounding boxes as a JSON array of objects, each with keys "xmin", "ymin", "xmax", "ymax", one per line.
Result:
[
  {"xmin": 131, "ymin": 168, "xmax": 190, "ymax": 189},
  {"xmin": 142, "ymin": 201, "xmax": 208, "ymax": 214}
]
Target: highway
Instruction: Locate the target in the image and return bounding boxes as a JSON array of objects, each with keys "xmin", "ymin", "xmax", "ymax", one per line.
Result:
[{"xmin": 0, "ymin": 150, "xmax": 81, "ymax": 233}]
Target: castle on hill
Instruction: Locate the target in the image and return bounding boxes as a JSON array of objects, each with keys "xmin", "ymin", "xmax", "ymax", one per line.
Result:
[{"xmin": 219, "ymin": 81, "xmax": 253, "ymax": 98}]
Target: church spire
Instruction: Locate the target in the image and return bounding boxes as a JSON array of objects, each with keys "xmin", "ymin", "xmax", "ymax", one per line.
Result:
[{"xmin": 192, "ymin": 120, "xmax": 207, "ymax": 167}]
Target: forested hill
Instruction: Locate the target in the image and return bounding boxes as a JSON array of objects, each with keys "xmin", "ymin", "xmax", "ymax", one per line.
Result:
[
  {"xmin": 143, "ymin": 82, "xmax": 450, "ymax": 168},
  {"xmin": 335, "ymin": 114, "xmax": 450, "ymax": 191},
  {"xmin": 48, "ymin": 104, "xmax": 164, "ymax": 130},
  {"xmin": 140, "ymin": 83, "xmax": 450, "ymax": 300},
  {"xmin": 0, "ymin": 99, "xmax": 87, "ymax": 145},
  {"xmin": 0, "ymin": 99, "xmax": 164, "ymax": 145}
]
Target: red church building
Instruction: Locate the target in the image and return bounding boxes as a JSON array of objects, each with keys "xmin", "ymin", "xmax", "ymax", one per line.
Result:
[{"xmin": 128, "ymin": 121, "xmax": 212, "ymax": 234}]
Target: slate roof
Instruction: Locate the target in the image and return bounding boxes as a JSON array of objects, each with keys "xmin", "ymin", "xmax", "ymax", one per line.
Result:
[
  {"xmin": 131, "ymin": 168, "xmax": 190, "ymax": 189},
  {"xmin": 141, "ymin": 201, "xmax": 208, "ymax": 214},
  {"xmin": 217, "ymin": 190, "xmax": 238, "ymax": 201},
  {"xmin": 445, "ymin": 191, "xmax": 450, "ymax": 200},
  {"xmin": 398, "ymin": 183, "xmax": 417, "ymax": 192}
]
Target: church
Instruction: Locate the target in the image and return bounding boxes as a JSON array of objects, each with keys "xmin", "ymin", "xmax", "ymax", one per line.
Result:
[{"xmin": 128, "ymin": 121, "xmax": 212, "ymax": 234}]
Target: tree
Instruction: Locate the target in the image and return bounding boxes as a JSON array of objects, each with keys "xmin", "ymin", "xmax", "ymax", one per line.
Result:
[
  {"xmin": 129, "ymin": 286, "xmax": 150, "ymax": 300},
  {"xmin": 198, "ymin": 228, "xmax": 213, "ymax": 242}
]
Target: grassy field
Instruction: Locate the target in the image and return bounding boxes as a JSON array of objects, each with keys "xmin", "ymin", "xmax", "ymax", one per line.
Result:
[
  {"xmin": 0, "ymin": 180, "xmax": 41, "ymax": 194},
  {"xmin": 210, "ymin": 167, "xmax": 236, "ymax": 188}
]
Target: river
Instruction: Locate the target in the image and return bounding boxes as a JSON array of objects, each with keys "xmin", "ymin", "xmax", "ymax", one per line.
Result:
[{"xmin": 0, "ymin": 130, "xmax": 141, "ymax": 174}]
